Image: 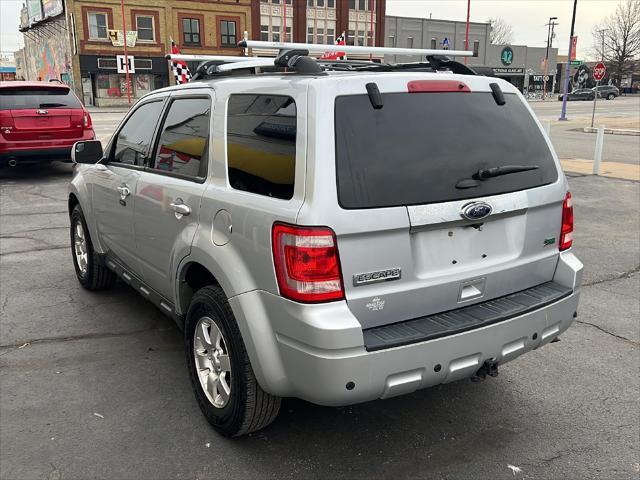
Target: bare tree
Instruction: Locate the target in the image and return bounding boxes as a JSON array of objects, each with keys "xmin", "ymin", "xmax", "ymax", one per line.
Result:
[
  {"xmin": 488, "ymin": 17, "xmax": 514, "ymax": 45},
  {"xmin": 591, "ymin": 0, "xmax": 640, "ymax": 83}
]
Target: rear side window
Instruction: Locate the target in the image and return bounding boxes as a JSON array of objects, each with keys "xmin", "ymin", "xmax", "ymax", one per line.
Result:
[
  {"xmin": 151, "ymin": 97, "xmax": 210, "ymax": 179},
  {"xmin": 335, "ymin": 92, "xmax": 558, "ymax": 209},
  {"xmin": 227, "ymin": 94, "xmax": 296, "ymax": 200},
  {"xmin": 112, "ymin": 101, "xmax": 164, "ymax": 166},
  {"xmin": 0, "ymin": 87, "xmax": 82, "ymax": 110}
]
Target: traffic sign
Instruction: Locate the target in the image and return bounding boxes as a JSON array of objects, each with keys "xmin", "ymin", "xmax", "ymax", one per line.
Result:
[
  {"xmin": 570, "ymin": 60, "xmax": 583, "ymax": 66},
  {"xmin": 593, "ymin": 62, "xmax": 606, "ymax": 81}
]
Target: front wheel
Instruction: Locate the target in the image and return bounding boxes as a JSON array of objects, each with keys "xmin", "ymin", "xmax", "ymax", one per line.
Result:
[
  {"xmin": 185, "ymin": 285, "xmax": 281, "ymax": 437},
  {"xmin": 70, "ymin": 205, "xmax": 116, "ymax": 290},
  {"xmin": 607, "ymin": 93, "xmax": 615, "ymax": 100}
]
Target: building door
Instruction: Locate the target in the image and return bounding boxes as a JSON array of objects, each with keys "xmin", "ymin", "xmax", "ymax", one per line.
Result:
[{"xmin": 81, "ymin": 75, "xmax": 94, "ymax": 106}]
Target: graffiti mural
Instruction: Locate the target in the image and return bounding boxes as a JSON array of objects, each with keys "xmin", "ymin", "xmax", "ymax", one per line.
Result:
[{"xmin": 21, "ymin": 17, "xmax": 73, "ymax": 88}]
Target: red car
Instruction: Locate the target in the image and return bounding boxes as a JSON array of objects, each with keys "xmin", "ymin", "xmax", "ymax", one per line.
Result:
[{"xmin": 0, "ymin": 81, "xmax": 95, "ymax": 167}]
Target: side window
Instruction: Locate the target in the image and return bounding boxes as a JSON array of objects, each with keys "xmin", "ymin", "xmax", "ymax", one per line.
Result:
[
  {"xmin": 151, "ymin": 97, "xmax": 211, "ymax": 178},
  {"xmin": 227, "ymin": 94, "xmax": 296, "ymax": 200},
  {"xmin": 112, "ymin": 101, "xmax": 164, "ymax": 166}
]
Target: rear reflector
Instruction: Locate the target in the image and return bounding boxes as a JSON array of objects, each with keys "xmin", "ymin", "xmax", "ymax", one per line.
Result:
[
  {"xmin": 559, "ymin": 192, "xmax": 573, "ymax": 251},
  {"xmin": 272, "ymin": 223, "xmax": 344, "ymax": 303},
  {"xmin": 407, "ymin": 80, "xmax": 471, "ymax": 93}
]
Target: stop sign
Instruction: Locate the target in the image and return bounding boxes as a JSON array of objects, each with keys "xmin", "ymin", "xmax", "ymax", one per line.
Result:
[{"xmin": 593, "ymin": 62, "xmax": 606, "ymax": 81}]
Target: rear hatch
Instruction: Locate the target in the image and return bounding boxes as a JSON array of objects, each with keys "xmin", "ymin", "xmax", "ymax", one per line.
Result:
[
  {"xmin": 0, "ymin": 85, "xmax": 85, "ymax": 143},
  {"xmin": 333, "ymin": 81, "xmax": 564, "ymax": 329}
]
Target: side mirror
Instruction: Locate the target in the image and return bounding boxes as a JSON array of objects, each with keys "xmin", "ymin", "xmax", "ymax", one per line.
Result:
[{"xmin": 72, "ymin": 140, "xmax": 103, "ymax": 164}]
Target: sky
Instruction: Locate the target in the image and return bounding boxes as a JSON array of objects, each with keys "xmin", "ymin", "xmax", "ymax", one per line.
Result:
[{"xmin": 0, "ymin": 0, "xmax": 624, "ymax": 58}]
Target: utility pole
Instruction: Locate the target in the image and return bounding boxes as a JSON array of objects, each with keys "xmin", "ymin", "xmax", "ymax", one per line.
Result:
[
  {"xmin": 542, "ymin": 17, "xmax": 558, "ymax": 100},
  {"xmin": 559, "ymin": 0, "xmax": 578, "ymax": 121},
  {"xmin": 120, "ymin": 0, "xmax": 131, "ymax": 106},
  {"xmin": 464, "ymin": 0, "xmax": 471, "ymax": 64}
]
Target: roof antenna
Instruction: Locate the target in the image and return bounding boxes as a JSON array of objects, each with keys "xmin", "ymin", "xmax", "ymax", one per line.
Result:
[{"xmin": 366, "ymin": 82, "xmax": 383, "ymax": 109}]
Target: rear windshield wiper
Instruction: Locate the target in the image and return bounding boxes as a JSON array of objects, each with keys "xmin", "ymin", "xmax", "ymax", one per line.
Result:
[
  {"xmin": 39, "ymin": 103, "xmax": 67, "ymax": 108},
  {"xmin": 475, "ymin": 164, "xmax": 539, "ymax": 179},
  {"xmin": 456, "ymin": 164, "xmax": 539, "ymax": 189}
]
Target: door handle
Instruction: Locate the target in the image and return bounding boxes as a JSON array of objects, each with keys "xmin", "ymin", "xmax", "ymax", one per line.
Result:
[
  {"xmin": 117, "ymin": 185, "xmax": 131, "ymax": 198},
  {"xmin": 169, "ymin": 199, "xmax": 191, "ymax": 217}
]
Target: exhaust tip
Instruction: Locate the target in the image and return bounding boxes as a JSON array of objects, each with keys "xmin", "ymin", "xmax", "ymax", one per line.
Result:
[{"xmin": 8, "ymin": 158, "xmax": 17, "ymax": 167}]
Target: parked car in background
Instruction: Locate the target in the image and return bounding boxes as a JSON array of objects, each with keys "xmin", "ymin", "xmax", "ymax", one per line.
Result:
[
  {"xmin": 592, "ymin": 85, "xmax": 620, "ymax": 100},
  {"xmin": 558, "ymin": 88, "xmax": 596, "ymax": 101},
  {"xmin": 0, "ymin": 81, "xmax": 94, "ymax": 168}
]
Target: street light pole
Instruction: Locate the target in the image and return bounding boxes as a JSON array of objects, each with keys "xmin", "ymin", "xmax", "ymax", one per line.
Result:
[
  {"xmin": 542, "ymin": 17, "xmax": 558, "ymax": 100},
  {"xmin": 559, "ymin": 0, "xmax": 578, "ymax": 121}
]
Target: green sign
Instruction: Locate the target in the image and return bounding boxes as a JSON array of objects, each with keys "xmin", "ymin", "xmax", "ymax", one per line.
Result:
[
  {"xmin": 501, "ymin": 46, "xmax": 514, "ymax": 66},
  {"xmin": 570, "ymin": 60, "xmax": 583, "ymax": 66}
]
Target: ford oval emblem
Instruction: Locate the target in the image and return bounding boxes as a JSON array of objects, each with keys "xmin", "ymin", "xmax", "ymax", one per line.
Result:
[{"xmin": 461, "ymin": 202, "xmax": 492, "ymax": 221}]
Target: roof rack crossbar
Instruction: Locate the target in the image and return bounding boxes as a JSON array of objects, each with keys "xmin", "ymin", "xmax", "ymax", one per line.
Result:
[{"xmin": 238, "ymin": 40, "xmax": 475, "ymax": 58}]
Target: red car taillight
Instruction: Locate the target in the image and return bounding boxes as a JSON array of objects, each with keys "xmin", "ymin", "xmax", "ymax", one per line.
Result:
[
  {"xmin": 83, "ymin": 112, "xmax": 92, "ymax": 129},
  {"xmin": 559, "ymin": 192, "xmax": 574, "ymax": 251},
  {"xmin": 272, "ymin": 223, "xmax": 345, "ymax": 303}
]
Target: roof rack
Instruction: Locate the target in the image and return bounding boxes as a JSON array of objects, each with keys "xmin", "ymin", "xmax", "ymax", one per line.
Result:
[
  {"xmin": 238, "ymin": 40, "xmax": 475, "ymax": 58},
  {"xmin": 165, "ymin": 41, "xmax": 478, "ymax": 80}
]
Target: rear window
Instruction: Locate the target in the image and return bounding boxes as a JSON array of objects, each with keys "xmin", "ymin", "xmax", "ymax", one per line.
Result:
[
  {"xmin": 335, "ymin": 91, "xmax": 558, "ymax": 209},
  {"xmin": 227, "ymin": 94, "xmax": 296, "ymax": 200},
  {"xmin": 0, "ymin": 87, "xmax": 82, "ymax": 110}
]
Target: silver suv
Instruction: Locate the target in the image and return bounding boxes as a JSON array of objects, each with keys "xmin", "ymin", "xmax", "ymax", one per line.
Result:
[{"xmin": 68, "ymin": 56, "xmax": 582, "ymax": 437}]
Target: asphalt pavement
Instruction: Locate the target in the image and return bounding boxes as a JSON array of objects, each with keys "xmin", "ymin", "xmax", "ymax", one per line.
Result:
[{"xmin": 0, "ymin": 104, "xmax": 639, "ymax": 479}]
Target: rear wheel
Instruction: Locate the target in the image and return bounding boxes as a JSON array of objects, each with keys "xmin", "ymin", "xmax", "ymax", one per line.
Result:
[
  {"xmin": 607, "ymin": 93, "xmax": 615, "ymax": 100},
  {"xmin": 185, "ymin": 285, "xmax": 281, "ymax": 437},
  {"xmin": 70, "ymin": 205, "xmax": 116, "ymax": 290}
]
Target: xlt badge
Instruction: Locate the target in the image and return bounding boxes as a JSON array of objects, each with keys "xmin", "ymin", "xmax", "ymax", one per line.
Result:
[{"xmin": 353, "ymin": 268, "xmax": 401, "ymax": 286}]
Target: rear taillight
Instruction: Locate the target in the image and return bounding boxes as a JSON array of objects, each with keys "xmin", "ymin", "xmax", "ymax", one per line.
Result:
[
  {"xmin": 560, "ymin": 192, "xmax": 574, "ymax": 251},
  {"xmin": 83, "ymin": 112, "xmax": 92, "ymax": 129},
  {"xmin": 272, "ymin": 223, "xmax": 344, "ymax": 303}
]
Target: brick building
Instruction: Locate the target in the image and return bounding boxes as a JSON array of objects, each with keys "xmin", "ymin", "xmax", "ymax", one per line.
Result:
[
  {"xmin": 69, "ymin": 0, "xmax": 253, "ymax": 106},
  {"xmin": 17, "ymin": 0, "xmax": 387, "ymax": 106},
  {"xmin": 253, "ymin": 0, "xmax": 386, "ymax": 50}
]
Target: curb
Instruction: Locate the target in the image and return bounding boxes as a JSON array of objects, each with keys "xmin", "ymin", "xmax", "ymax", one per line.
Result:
[{"xmin": 583, "ymin": 127, "xmax": 640, "ymax": 136}]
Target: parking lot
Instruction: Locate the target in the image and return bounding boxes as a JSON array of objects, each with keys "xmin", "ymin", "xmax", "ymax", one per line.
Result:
[{"xmin": 1, "ymin": 100, "xmax": 638, "ymax": 479}]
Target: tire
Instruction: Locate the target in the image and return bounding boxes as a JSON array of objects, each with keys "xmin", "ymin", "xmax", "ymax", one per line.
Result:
[
  {"xmin": 607, "ymin": 93, "xmax": 615, "ymax": 100},
  {"xmin": 70, "ymin": 204, "xmax": 117, "ymax": 290},
  {"xmin": 185, "ymin": 285, "xmax": 281, "ymax": 437}
]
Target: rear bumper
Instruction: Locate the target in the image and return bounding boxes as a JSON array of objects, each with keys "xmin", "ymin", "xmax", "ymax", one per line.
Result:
[
  {"xmin": 0, "ymin": 130, "xmax": 95, "ymax": 162},
  {"xmin": 229, "ymin": 251, "xmax": 583, "ymax": 406}
]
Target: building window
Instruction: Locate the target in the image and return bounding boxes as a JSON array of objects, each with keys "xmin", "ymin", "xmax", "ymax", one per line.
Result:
[
  {"xmin": 358, "ymin": 0, "xmax": 366, "ymax": 10},
  {"xmin": 88, "ymin": 12, "xmax": 108, "ymax": 40},
  {"xmin": 431, "ymin": 37, "xmax": 437, "ymax": 49},
  {"xmin": 388, "ymin": 35, "xmax": 395, "ymax": 47},
  {"xmin": 136, "ymin": 15, "xmax": 154, "ymax": 42},
  {"xmin": 327, "ymin": 0, "xmax": 335, "ymax": 7},
  {"xmin": 272, "ymin": 25, "xmax": 280, "ymax": 42},
  {"xmin": 347, "ymin": 29, "xmax": 355, "ymax": 45},
  {"xmin": 220, "ymin": 20, "xmax": 237, "ymax": 47},
  {"xmin": 349, "ymin": 0, "xmax": 355, "ymax": 9},
  {"xmin": 407, "ymin": 36, "xmax": 413, "ymax": 48},
  {"xmin": 261, "ymin": 23, "xmax": 269, "ymax": 41},
  {"xmin": 317, "ymin": 0, "xmax": 324, "ymax": 6},
  {"xmin": 307, "ymin": 27, "xmax": 314, "ymax": 43},
  {"xmin": 183, "ymin": 18, "xmax": 201, "ymax": 46},
  {"xmin": 316, "ymin": 27, "xmax": 324, "ymax": 44}
]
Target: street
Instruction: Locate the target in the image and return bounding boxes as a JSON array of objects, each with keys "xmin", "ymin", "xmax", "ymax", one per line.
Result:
[{"xmin": 0, "ymin": 101, "xmax": 639, "ymax": 479}]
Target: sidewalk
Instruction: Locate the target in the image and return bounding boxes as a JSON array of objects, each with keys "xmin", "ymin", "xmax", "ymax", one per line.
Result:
[
  {"xmin": 86, "ymin": 106, "xmax": 131, "ymax": 114},
  {"xmin": 560, "ymin": 158, "xmax": 640, "ymax": 182}
]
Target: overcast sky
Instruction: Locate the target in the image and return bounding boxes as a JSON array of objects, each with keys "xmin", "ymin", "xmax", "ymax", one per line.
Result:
[{"xmin": 0, "ymin": 0, "xmax": 623, "ymax": 58}]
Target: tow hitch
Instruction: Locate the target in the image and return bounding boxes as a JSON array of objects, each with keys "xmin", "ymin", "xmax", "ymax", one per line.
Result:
[{"xmin": 471, "ymin": 359, "xmax": 499, "ymax": 382}]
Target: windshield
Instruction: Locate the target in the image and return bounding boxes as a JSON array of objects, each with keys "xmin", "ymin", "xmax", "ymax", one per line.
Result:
[
  {"xmin": 335, "ymin": 91, "xmax": 558, "ymax": 209},
  {"xmin": 0, "ymin": 87, "xmax": 81, "ymax": 110}
]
